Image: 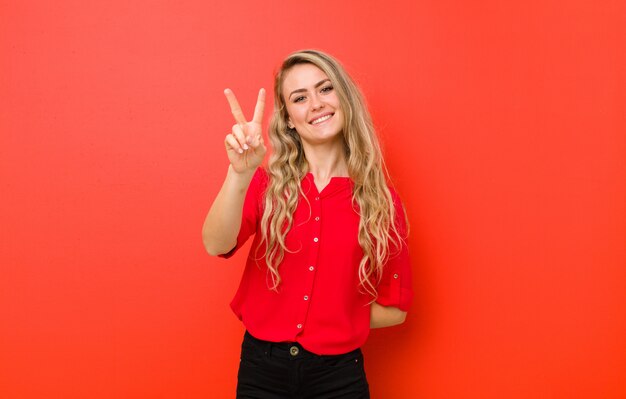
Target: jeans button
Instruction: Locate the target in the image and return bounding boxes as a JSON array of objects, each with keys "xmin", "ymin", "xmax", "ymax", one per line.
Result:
[{"xmin": 290, "ymin": 346, "xmax": 300, "ymax": 356}]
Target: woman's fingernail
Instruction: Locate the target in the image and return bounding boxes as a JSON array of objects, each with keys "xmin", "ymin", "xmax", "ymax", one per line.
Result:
[
  {"xmin": 243, "ymin": 144, "xmax": 249, "ymax": 150},
  {"xmin": 238, "ymin": 148, "xmax": 244, "ymax": 154}
]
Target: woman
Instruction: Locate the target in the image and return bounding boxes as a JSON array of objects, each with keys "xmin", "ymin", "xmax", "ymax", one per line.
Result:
[{"xmin": 202, "ymin": 49, "xmax": 413, "ymax": 398}]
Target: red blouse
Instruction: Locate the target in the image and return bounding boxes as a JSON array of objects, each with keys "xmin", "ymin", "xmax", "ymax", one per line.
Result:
[{"xmin": 219, "ymin": 168, "xmax": 413, "ymax": 355}]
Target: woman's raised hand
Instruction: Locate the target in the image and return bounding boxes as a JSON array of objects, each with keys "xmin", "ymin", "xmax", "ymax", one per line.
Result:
[{"xmin": 223, "ymin": 88, "xmax": 267, "ymax": 174}]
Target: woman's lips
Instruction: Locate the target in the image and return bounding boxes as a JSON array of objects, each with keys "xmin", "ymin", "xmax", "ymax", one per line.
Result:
[{"xmin": 309, "ymin": 113, "xmax": 334, "ymax": 125}]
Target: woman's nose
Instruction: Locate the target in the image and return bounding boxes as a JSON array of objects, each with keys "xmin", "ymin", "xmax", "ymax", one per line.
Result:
[{"xmin": 310, "ymin": 94, "xmax": 324, "ymax": 110}]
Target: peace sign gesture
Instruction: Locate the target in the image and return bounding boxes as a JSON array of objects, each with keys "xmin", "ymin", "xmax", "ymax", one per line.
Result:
[{"xmin": 223, "ymin": 88, "xmax": 267, "ymax": 174}]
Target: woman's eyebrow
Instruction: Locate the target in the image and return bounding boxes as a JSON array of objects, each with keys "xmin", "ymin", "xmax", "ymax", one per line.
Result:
[{"xmin": 288, "ymin": 79, "xmax": 331, "ymax": 98}]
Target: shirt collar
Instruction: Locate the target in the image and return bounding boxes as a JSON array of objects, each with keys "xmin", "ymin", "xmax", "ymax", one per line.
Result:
[{"xmin": 301, "ymin": 172, "xmax": 352, "ymax": 199}]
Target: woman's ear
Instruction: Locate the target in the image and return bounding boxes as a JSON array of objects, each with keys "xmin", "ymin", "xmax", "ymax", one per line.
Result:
[{"xmin": 287, "ymin": 119, "xmax": 294, "ymax": 129}]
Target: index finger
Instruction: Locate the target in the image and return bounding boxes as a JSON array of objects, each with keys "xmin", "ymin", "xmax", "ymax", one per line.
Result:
[
  {"xmin": 224, "ymin": 88, "xmax": 247, "ymax": 126},
  {"xmin": 252, "ymin": 88, "xmax": 266, "ymax": 124}
]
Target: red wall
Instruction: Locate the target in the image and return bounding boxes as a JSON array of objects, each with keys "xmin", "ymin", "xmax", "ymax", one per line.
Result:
[{"xmin": 1, "ymin": 1, "xmax": 625, "ymax": 398}]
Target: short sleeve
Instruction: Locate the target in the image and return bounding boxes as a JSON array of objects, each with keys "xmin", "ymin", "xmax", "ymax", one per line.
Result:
[
  {"xmin": 375, "ymin": 190, "xmax": 413, "ymax": 311},
  {"xmin": 218, "ymin": 168, "xmax": 267, "ymax": 259}
]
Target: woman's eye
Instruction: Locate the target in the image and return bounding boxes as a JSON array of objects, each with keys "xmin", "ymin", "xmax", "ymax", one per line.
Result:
[
  {"xmin": 321, "ymin": 85, "xmax": 333, "ymax": 93},
  {"xmin": 294, "ymin": 96, "xmax": 305, "ymax": 103}
]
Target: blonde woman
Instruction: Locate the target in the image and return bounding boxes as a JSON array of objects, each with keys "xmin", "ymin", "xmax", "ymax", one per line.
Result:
[{"xmin": 202, "ymin": 49, "xmax": 413, "ymax": 398}]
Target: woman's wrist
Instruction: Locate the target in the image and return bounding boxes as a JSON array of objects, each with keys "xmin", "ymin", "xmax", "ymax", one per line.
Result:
[{"xmin": 226, "ymin": 164, "xmax": 256, "ymax": 192}]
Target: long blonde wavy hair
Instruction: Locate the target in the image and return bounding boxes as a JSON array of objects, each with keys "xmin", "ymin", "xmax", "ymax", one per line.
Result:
[{"xmin": 258, "ymin": 49, "xmax": 407, "ymax": 299}]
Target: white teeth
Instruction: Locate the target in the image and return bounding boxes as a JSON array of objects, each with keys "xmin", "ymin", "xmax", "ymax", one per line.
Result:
[{"xmin": 311, "ymin": 114, "xmax": 332, "ymax": 125}]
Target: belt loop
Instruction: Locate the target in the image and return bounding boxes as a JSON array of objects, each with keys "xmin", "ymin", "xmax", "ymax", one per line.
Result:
[{"xmin": 265, "ymin": 341, "xmax": 273, "ymax": 358}]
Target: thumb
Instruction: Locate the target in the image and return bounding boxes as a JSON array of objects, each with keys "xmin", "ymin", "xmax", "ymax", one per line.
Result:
[{"xmin": 254, "ymin": 134, "xmax": 265, "ymax": 148}]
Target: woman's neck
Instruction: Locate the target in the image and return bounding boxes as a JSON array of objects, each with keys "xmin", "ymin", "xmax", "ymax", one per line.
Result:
[{"xmin": 301, "ymin": 139, "xmax": 348, "ymax": 182}]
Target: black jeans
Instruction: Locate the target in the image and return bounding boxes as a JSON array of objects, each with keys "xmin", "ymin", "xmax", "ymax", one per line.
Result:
[{"xmin": 237, "ymin": 331, "xmax": 370, "ymax": 399}]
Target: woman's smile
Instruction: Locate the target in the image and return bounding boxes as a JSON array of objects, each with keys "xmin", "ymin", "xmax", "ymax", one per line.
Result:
[{"xmin": 309, "ymin": 112, "xmax": 334, "ymax": 125}]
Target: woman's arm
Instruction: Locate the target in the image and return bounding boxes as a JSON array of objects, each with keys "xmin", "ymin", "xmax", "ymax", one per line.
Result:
[
  {"xmin": 202, "ymin": 166, "xmax": 256, "ymax": 256},
  {"xmin": 370, "ymin": 302, "xmax": 407, "ymax": 329},
  {"xmin": 202, "ymin": 88, "xmax": 266, "ymax": 256}
]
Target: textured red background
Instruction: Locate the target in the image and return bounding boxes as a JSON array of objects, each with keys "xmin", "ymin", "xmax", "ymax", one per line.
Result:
[{"xmin": 1, "ymin": 0, "xmax": 625, "ymax": 398}]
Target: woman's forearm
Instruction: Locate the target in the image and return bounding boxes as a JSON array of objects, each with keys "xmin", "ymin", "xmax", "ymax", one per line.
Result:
[
  {"xmin": 370, "ymin": 302, "xmax": 407, "ymax": 329},
  {"xmin": 202, "ymin": 165, "xmax": 256, "ymax": 256}
]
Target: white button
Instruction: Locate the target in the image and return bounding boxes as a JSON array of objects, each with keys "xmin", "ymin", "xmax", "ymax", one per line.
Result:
[
  {"xmin": 315, "ymin": 196, "xmax": 320, "ymax": 201},
  {"xmin": 303, "ymin": 295, "xmax": 309, "ymax": 301},
  {"xmin": 313, "ymin": 237, "xmax": 319, "ymax": 242},
  {"xmin": 393, "ymin": 273, "xmax": 399, "ymax": 279},
  {"xmin": 297, "ymin": 324, "xmax": 303, "ymax": 329},
  {"xmin": 315, "ymin": 216, "xmax": 320, "ymax": 221},
  {"xmin": 309, "ymin": 266, "xmax": 315, "ymax": 271}
]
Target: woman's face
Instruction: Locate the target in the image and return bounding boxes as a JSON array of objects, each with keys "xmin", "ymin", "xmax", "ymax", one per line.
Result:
[{"xmin": 281, "ymin": 63, "xmax": 344, "ymax": 147}]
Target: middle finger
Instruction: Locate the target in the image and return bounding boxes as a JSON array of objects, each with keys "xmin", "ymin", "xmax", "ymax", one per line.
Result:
[{"xmin": 224, "ymin": 88, "xmax": 247, "ymax": 126}]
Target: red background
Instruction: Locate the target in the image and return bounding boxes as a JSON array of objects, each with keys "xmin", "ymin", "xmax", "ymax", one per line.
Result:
[{"xmin": 1, "ymin": 0, "xmax": 625, "ymax": 398}]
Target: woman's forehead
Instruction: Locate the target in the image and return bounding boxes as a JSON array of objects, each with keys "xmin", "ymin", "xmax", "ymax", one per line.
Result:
[{"xmin": 282, "ymin": 64, "xmax": 329, "ymax": 94}]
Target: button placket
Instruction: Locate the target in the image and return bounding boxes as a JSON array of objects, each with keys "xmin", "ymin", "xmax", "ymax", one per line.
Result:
[{"xmin": 295, "ymin": 190, "xmax": 322, "ymax": 335}]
